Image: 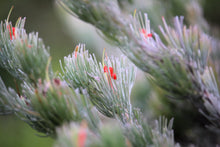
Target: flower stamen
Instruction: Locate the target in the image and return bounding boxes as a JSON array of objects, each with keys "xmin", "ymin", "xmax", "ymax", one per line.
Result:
[
  {"xmin": 74, "ymin": 45, "xmax": 79, "ymax": 58},
  {"xmin": 7, "ymin": 25, "xmax": 16, "ymax": 40},
  {"xmin": 141, "ymin": 29, "xmax": 152, "ymax": 39}
]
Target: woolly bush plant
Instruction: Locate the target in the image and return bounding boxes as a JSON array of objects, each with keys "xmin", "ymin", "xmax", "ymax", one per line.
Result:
[{"xmin": 0, "ymin": 0, "xmax": 220, "ymax": 146}]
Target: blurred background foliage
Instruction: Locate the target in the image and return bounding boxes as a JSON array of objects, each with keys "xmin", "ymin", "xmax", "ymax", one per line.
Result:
[{"xmin": 0, "ymin": 0, "xmax": 219, "ymax": 146}]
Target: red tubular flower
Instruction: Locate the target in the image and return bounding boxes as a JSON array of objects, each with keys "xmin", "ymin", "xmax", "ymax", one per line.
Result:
[
  {"xmin": 141, "ymin": 29, "xmax": 147, "ymax": 38},
  {"xmin": 104, "ymin": 65, "xmax": 108, "ymax": 73},
  {"xmin": 12, "ymin": 27, "xmax": 15, "ymax": 37},
  {"xmin": 77, "ymin": 128, "xmax": 87, "ymax": 147},
  {"xmin": 147, "ymin": 33, "xmax": 152, "ymax": 37},
  {"xmin": 111, "ymin": 73, "xmax": 117, "ymax": 80},
  {"xmin": 74, "ymin": 45, "xmax": 79, "ymax": 58},
  {"xmin": 74, "ymin": 52, "xmax": 77, "ymax": 58},
  {"xmin": 109, "ymin": 67, "xmax": 113, "ymax": 75},
  {"xmin": 141, "ymin": 29, "xmax": 152, "ymax": 39},
  {"xmin": 7, "ymin": 25, "xmax": 16, "ymax": 40},
  {"xmin": 104, "ymin": 65, "xmax": 117, "ymax": 80}
]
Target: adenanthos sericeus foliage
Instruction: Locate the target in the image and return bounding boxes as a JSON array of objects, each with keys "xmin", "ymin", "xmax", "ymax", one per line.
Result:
[
  {"xmin": 0, "ymin": 17, "xmax": 52, "ymax": 84},
  {"xmin": 57, "ymin": 0, "xmax": 220, "ymax": 132},
  {"xmin": 0, "ymin": 0, "xmax": 220, "ymax": 146},
  {"xmin": 0, "ymin": 17, "xmax": 99, "ymax": 136},
  {"xmin": 0, "ymin": 13, "xmax": 179, "ymax": 147},
  {"xmin": 60, "ymin": 45, "xmax": 136, "ymax": 119},
  {"xmin": 0, "ymin": 14, "xmax": 178, "ymax": 146}
]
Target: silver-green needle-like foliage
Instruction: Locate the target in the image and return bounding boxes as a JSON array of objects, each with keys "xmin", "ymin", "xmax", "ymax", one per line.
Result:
[
  {"xmin": 0, "ymin": 12, "xmax": 179, "ymax": 146},
  {"xmin": 0, "ymin": 17, "xmax": 100, "ymax": 136},
  {"xmin": 55, "ymin": 122, "xmax": 127, "ymax": 147},
  {"xmin": 134, "ymin": 15, "xmax": 220, "ymax": 129},
  {"xmin": 0, "ymin": 77, "xmax": 48, "ymax": 133},
  {"xmin": 0, "ymin": 77, "xmax": 99, "ymax": 136},
  {"xmin": 30, "ymin": 78, "xmax": 100, "ymax": 135},
  {"xmin": 55, "ymin": 117, "xmax": 178, "ymax": 147},
  {"xmin": 60, "ymin": 44, "xmax": 136, "ymax": 118},
  {"xmin": 57, "ymin": 0, "xmax": 129, "ymax": 44},
  {"xmin": 0, "ymin": 18, "xmax": 52, "ymax": 84},
  {"xmin": 151, "ymin": 117, "xmax": 180, "ymax": 147},
  {"xmin": 0, "ymin": 0, "xmax": 219, "ymax": 146},
  {"xmin": 0, "ymin": 77, "xmax": 20, "ymax": 114},
  {"xmin": 60, "ymin": 45, "xmax": 179, "ymax": 146},
  {"xmin": 57, "ymin": 0, "xmax": 220, "ymax": 131}
]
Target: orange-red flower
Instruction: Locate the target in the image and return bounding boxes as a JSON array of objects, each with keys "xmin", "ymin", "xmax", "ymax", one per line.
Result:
[
  {"xmin": 104, "ymin": 65, "xmax": 108, "ymax": 73},
  {"xmin": 141, "ymin": 29, "xmax": 152, "ymax": 39},
  {"xmin": 111, "ymin": 73, "xmax": 117, "ymax": 80},
  {"xmin": 74, "ymin": 45, "xmax": 79, "ymax": 58},
  {"xmin": 147, "ymin": 33, "xmax": 152, "ymax": 37},
  {"xmin": 109, "ymin": 67, "xmax": 113, "ymax": 75},
  {"xmin": 77, "ymin": 126, "xmax": 87, "ymax": 147},
  {"xmin": 7, "ymin": 25, "xmax": 16, "ymax": 40},
  {"xmin": 103, "ymin": 65, "xmax": 117, "ymax": 80}
]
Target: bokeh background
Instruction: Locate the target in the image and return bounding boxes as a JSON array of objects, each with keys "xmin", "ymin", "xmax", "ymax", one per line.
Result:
[{"xmin": 0, "ymin": 0, "xmax": 219, "ymax": 146}]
